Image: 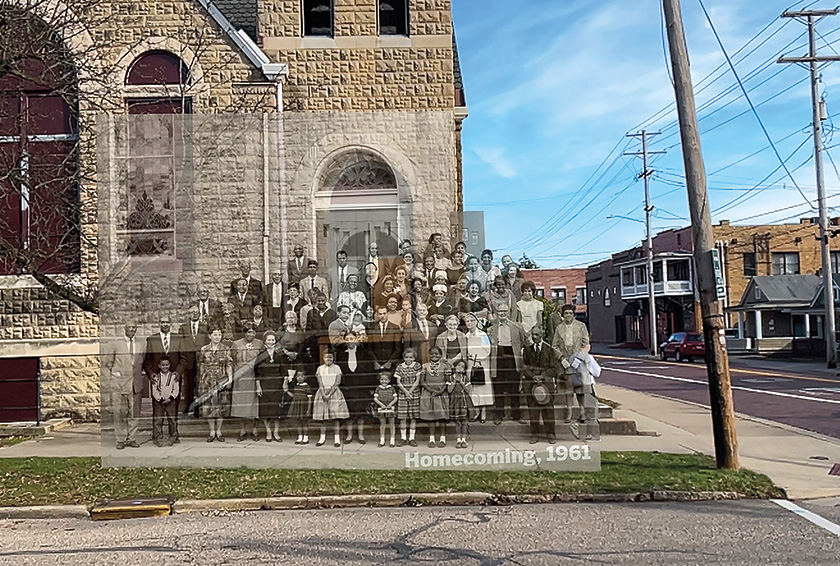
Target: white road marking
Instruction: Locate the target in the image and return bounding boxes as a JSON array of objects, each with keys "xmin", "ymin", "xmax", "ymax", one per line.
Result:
[
  {"xmin": 604, "ymin": 367, "xmax": 840, "ymax": 405},
  {"xmin": 772, "ymin": 499, "xmax": 840, "ymax": 537}
]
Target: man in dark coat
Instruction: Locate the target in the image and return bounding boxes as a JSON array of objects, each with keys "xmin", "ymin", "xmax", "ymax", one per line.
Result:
[
  {"xmin": 178, "ymin": 306, "xmax": 208, "ymax": 413},
  {"xmin": 369, "ymin": 305, "xmax": 402, "ymax": 372},
  {"xmin": 522, "ymin": 325, "xmax": 561, "ymax": 443}
]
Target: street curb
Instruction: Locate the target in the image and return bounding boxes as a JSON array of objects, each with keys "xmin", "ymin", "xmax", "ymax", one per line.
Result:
[
  {"xmin": 0, "ymin": 505, "xmax": 89, "ymax": 520},
  {"xmin": 173, "ymin": 490, "xmax": 749, "ymax": 514},
  {"xmin": 0, "ymin": 490, "xmax": 757, "ymax": 520}
]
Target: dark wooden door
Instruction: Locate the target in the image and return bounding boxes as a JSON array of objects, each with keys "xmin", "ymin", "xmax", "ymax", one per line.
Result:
[{"xmin": 0, "ymin": 358, "xmax": 39, "ymax": 422}]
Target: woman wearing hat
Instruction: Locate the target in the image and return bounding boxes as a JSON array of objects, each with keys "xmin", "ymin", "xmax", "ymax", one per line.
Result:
[{"xmin": 429, "ymin": 284, "xmax": 456, "ymax": 330}]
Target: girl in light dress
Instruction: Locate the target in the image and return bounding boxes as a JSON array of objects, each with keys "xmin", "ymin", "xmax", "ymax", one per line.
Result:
[
  {"xmin": 312, "ymin": 351, "xmax": 350, "ymax": 447},
  {"xmin": 394, "ymin": 347, "xmax": 422, "ymax": 447}
]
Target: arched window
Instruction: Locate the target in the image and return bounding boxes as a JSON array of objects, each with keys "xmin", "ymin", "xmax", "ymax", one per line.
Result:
[
  {"xmin": 0, "ymin": 8, "xmax": 79, "ymax": 275},
  {"xmin": 126, "ymin": 51, "xmax": 189, "ymax": 86},
  {"xmin": 122, "ymin": 51, "xmax": 192, "ymax": 258}
]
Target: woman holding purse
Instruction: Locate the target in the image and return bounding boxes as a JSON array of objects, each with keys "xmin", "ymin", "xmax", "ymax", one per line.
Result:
[{"xmin": 464, "ymin": 313, "xmax": 493, "ymax": 423}]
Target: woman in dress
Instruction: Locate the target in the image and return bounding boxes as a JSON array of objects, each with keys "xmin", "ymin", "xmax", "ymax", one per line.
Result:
[
  {"xmin": 197, "ymin": 327, "xmax": 234, "ymax": 442},
  {"xmin": 231, "ymin": 324, "xmax": 262, "ymax": 441},
  {"xmin": 434, "ymin": 314, "xmax": 467, "ymax": 366},
  {"xmin": 335, "ymin": 330, "xmax": 376, "ymax": 445},
  {"xmin": 516, "ymin": 281, "xmax": 544, "ymax": 339},
  {"xmin": 503, "ymin": 263, "xmax": 524, "ymax": 301},
  {"xmin": 433, "ymin": 243, "xmax": 451, "ymax": 271},
  {"xmin": 392, "ymin": 265, "xmax": 410, "ymax": 302},
  {"xmin": 429, "ymin": 284, "xmax": 456, "ymax": 330},
  {"xmin": 447, "ymin": 247, "xmax": 466, "ymax": 286},
  {"xmin": 254, "ymin": 330, "xmax": 285, "ymax": 442},
  {"xmin": 401, "ymin": 251, "xmax": 417, "ymax": 279},
  {"xmin": 336, "ymin": 274, "xmax": 368, "ymax": 320},
  {"xmin": 464, "ymin": 312, "xmax": 493, "ymax": 423},
  {"xmin": 487, "ymin": 275, "xmax": 518, "ymax": 325},
  {"xmin": 360, "ymin": 262, "xmax": 379, "ymax": 308},
  {"xmin": 285, "ymin": 283, "xmax": 305, "ymax": 326},
  {"xmin": 458, "ymin": 280, "xmax": 489, "ymax": 328},
  {"xmin": 410, "ymin": 274, "xmax": 431, "ymax": 310},
  {"xmin": 375, "ymin": 276, "xmax": 397, "ymax": 310},
  {"xmin": 279, "ymin": 310, "xmax": 305, "ymax": 383},
  {"xmin": 419, "ymin": 346, "xmax": 450, "ymax": 447}
]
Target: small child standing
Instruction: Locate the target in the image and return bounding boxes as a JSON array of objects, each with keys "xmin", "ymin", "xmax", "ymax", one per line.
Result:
[
  {"xmin": 448, "ymin": 359, "xmax": 474, "ymax": 449},
  {"xmin": 568, "ymin": 345, "xmax": 602, "ymax": 442},
  {"xmin": 394, "ymin": 348, "xmax": 422, "ymax": 447},
  {"xmin": 151, "ymin": 358, "xmax": 180, "ymax": 447},
  {"xmin": 373, "ymin": 372, "xmax": 398, "ymax": 447},
  {"xmin": 313, "ymin": 351, "xmax": 350, "ymax": 447},
  {"xmin": 287, "ymin": 370, "xmax": 313, "ymax": 445}
]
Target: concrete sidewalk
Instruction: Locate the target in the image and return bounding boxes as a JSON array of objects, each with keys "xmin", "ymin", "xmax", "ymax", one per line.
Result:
[
  {"xmin": 596, "ymin": 383, "xmax": 840, "ymax": 500},
  {"xmin": 2, "ymin": 384, "xmax": 839, "ymax": 499}
]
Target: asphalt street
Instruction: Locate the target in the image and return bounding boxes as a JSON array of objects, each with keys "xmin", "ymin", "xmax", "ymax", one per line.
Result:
[
  {"xmin": 0, "ymin": 502, "xmax": 838, "ymax": 565},
  {"xmin": 597, "ymin": 354, "xmax": 840, "ymax": 439}
]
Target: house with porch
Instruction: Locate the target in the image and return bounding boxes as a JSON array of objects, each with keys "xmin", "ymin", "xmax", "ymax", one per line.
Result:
[{"xmin": 726, "ymin": 274, "xmax": 821, "ymax": 354}]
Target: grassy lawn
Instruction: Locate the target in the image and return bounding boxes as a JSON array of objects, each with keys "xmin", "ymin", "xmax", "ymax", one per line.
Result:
[{"xmin": 0, "ymin": 452, "xmax": 782, "ymax": 507}]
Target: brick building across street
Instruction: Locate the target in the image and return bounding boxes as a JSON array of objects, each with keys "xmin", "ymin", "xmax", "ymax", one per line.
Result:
[{"xmin": 586, "ymin": 218, "xmax": 837, "ymax": 348}]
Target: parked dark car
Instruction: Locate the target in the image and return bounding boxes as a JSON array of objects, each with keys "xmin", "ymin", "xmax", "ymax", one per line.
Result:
[{"xmin": 660, "ymin": 332, "xmax": 705, "ymax": 362}]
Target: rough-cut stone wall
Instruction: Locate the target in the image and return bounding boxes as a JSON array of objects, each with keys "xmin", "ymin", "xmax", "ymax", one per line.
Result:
[
  {"xmin": 40, "ymin": 355, "xmax": 101, "ymax": 421},
  {"xmin": 2, "ymin": 0, "xmax": 460, "ymax": 423}
]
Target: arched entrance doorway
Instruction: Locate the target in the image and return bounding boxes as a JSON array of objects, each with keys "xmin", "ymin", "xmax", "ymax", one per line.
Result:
[{"xmin": 314, "ymin": 150, "xmax": 404, "ymax": 274}]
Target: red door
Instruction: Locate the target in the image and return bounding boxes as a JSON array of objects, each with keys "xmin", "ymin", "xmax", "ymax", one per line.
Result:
[{"xmin": 0, "ymin": 358, "xmax": 39, "ymax": 422}]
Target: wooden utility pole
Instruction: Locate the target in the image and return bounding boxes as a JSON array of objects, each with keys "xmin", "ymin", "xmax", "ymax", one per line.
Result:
[
  {"xmin": 626, "ymin": 131, "xmax": 666, "ymax": 357},
  {"xmin": 662, "ymin": 0, "xmax": 739, "ymax": 469},
  {"xmin": 778, "ymin": 8, "xmax": 840, "ymax": 369}
]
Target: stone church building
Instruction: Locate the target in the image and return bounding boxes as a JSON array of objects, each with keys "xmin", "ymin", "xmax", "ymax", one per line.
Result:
[{"xmin": 0, "ymin": 0, "xmax": 467, "ymax": 422}]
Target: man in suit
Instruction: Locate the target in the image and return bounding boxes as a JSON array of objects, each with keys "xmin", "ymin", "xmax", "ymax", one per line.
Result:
[
  {"xmin": 287, "ymin": 244, "xmax": 310, "ymax": 284},
  {"xmin": 330, "ymin": 249, "xmax": 359, "ymax": 302},
  {"xmin": 367, "ymin": 241, "xmax": 391, "ymax": 279},
  {"xmin": 328, "ymin": 304, "xmax": 353, "ymax": 346},
  {"xmin": 229, "ymin": 260, "xmax": 263, "ymax": 303},
  {"xmin": 229, "ymin": 278, "xmax": 259, "ymax": 328},
  {"xmin": 263, "ymin": 270, "xmax": 287, "ymax": 327},
  {"xmin": 305, "ymin": 292, "xmax": 337, "ymax": 373},
  {"xmin": 522, "ymin": 324, "xmax": 561, "ymax": 444},
  {"xmin": 194, "ymin": 287, "xmax": 221, "ymax": 325},
  {"xmin": 142, "ymin": 314, "xmax": 188, "ymax": 441},
  {"xmin": 101, "ymin": 323, "xmax": 142, "ymax": 449},
  {"xmin": 178, "ymin": 306, "xmax": 208, "ymax": 414},
  {"xmin": 370, "ymin": 305, "xmax": 402, "ymax": 372},
  {"xmin": 404, "ymin": 302, "xmax": 437, "ymax": 364},
  {"xmin": 300, "ymin": 259, "xmax": 329, "ymax": 303},
  {"xmin": 488, "ymin": 303, "xmax": 527, "ymax": 425}
]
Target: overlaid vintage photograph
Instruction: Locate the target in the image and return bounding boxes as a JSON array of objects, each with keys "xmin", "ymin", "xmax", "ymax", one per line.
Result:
[{"xmin": 3, "ymin": 0, "xmax": 840, "ymax": 563}]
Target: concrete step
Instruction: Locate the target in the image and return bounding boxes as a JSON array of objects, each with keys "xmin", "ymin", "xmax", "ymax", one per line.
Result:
[
  {"xmin": 0, "ymin": 418, "xmax": 71, "ymax": 438},
  {"xmin": 125, "ymin": 404, "xmax": 639, "ymax": 439}
]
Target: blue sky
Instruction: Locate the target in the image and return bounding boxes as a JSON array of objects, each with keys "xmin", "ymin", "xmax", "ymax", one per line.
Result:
[{"xmin": 452, "ymin": 0, "xmax": 840, "ymax": 268}]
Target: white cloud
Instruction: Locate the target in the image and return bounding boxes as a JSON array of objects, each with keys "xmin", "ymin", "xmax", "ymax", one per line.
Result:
[{"xmin": 472, "ymin": 147, "xmax": 518, "ymax": 179}]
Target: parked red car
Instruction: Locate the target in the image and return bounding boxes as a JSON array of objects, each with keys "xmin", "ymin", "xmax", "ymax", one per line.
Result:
[{"xmin": 660, "ymin": 332, "xmax": 705, "ymax": 362}]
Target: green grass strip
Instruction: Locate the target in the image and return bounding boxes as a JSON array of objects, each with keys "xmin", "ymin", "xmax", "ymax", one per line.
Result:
[{"xmin": 0, "ymin": 452, "xmax": 782, "ymax": 507}]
